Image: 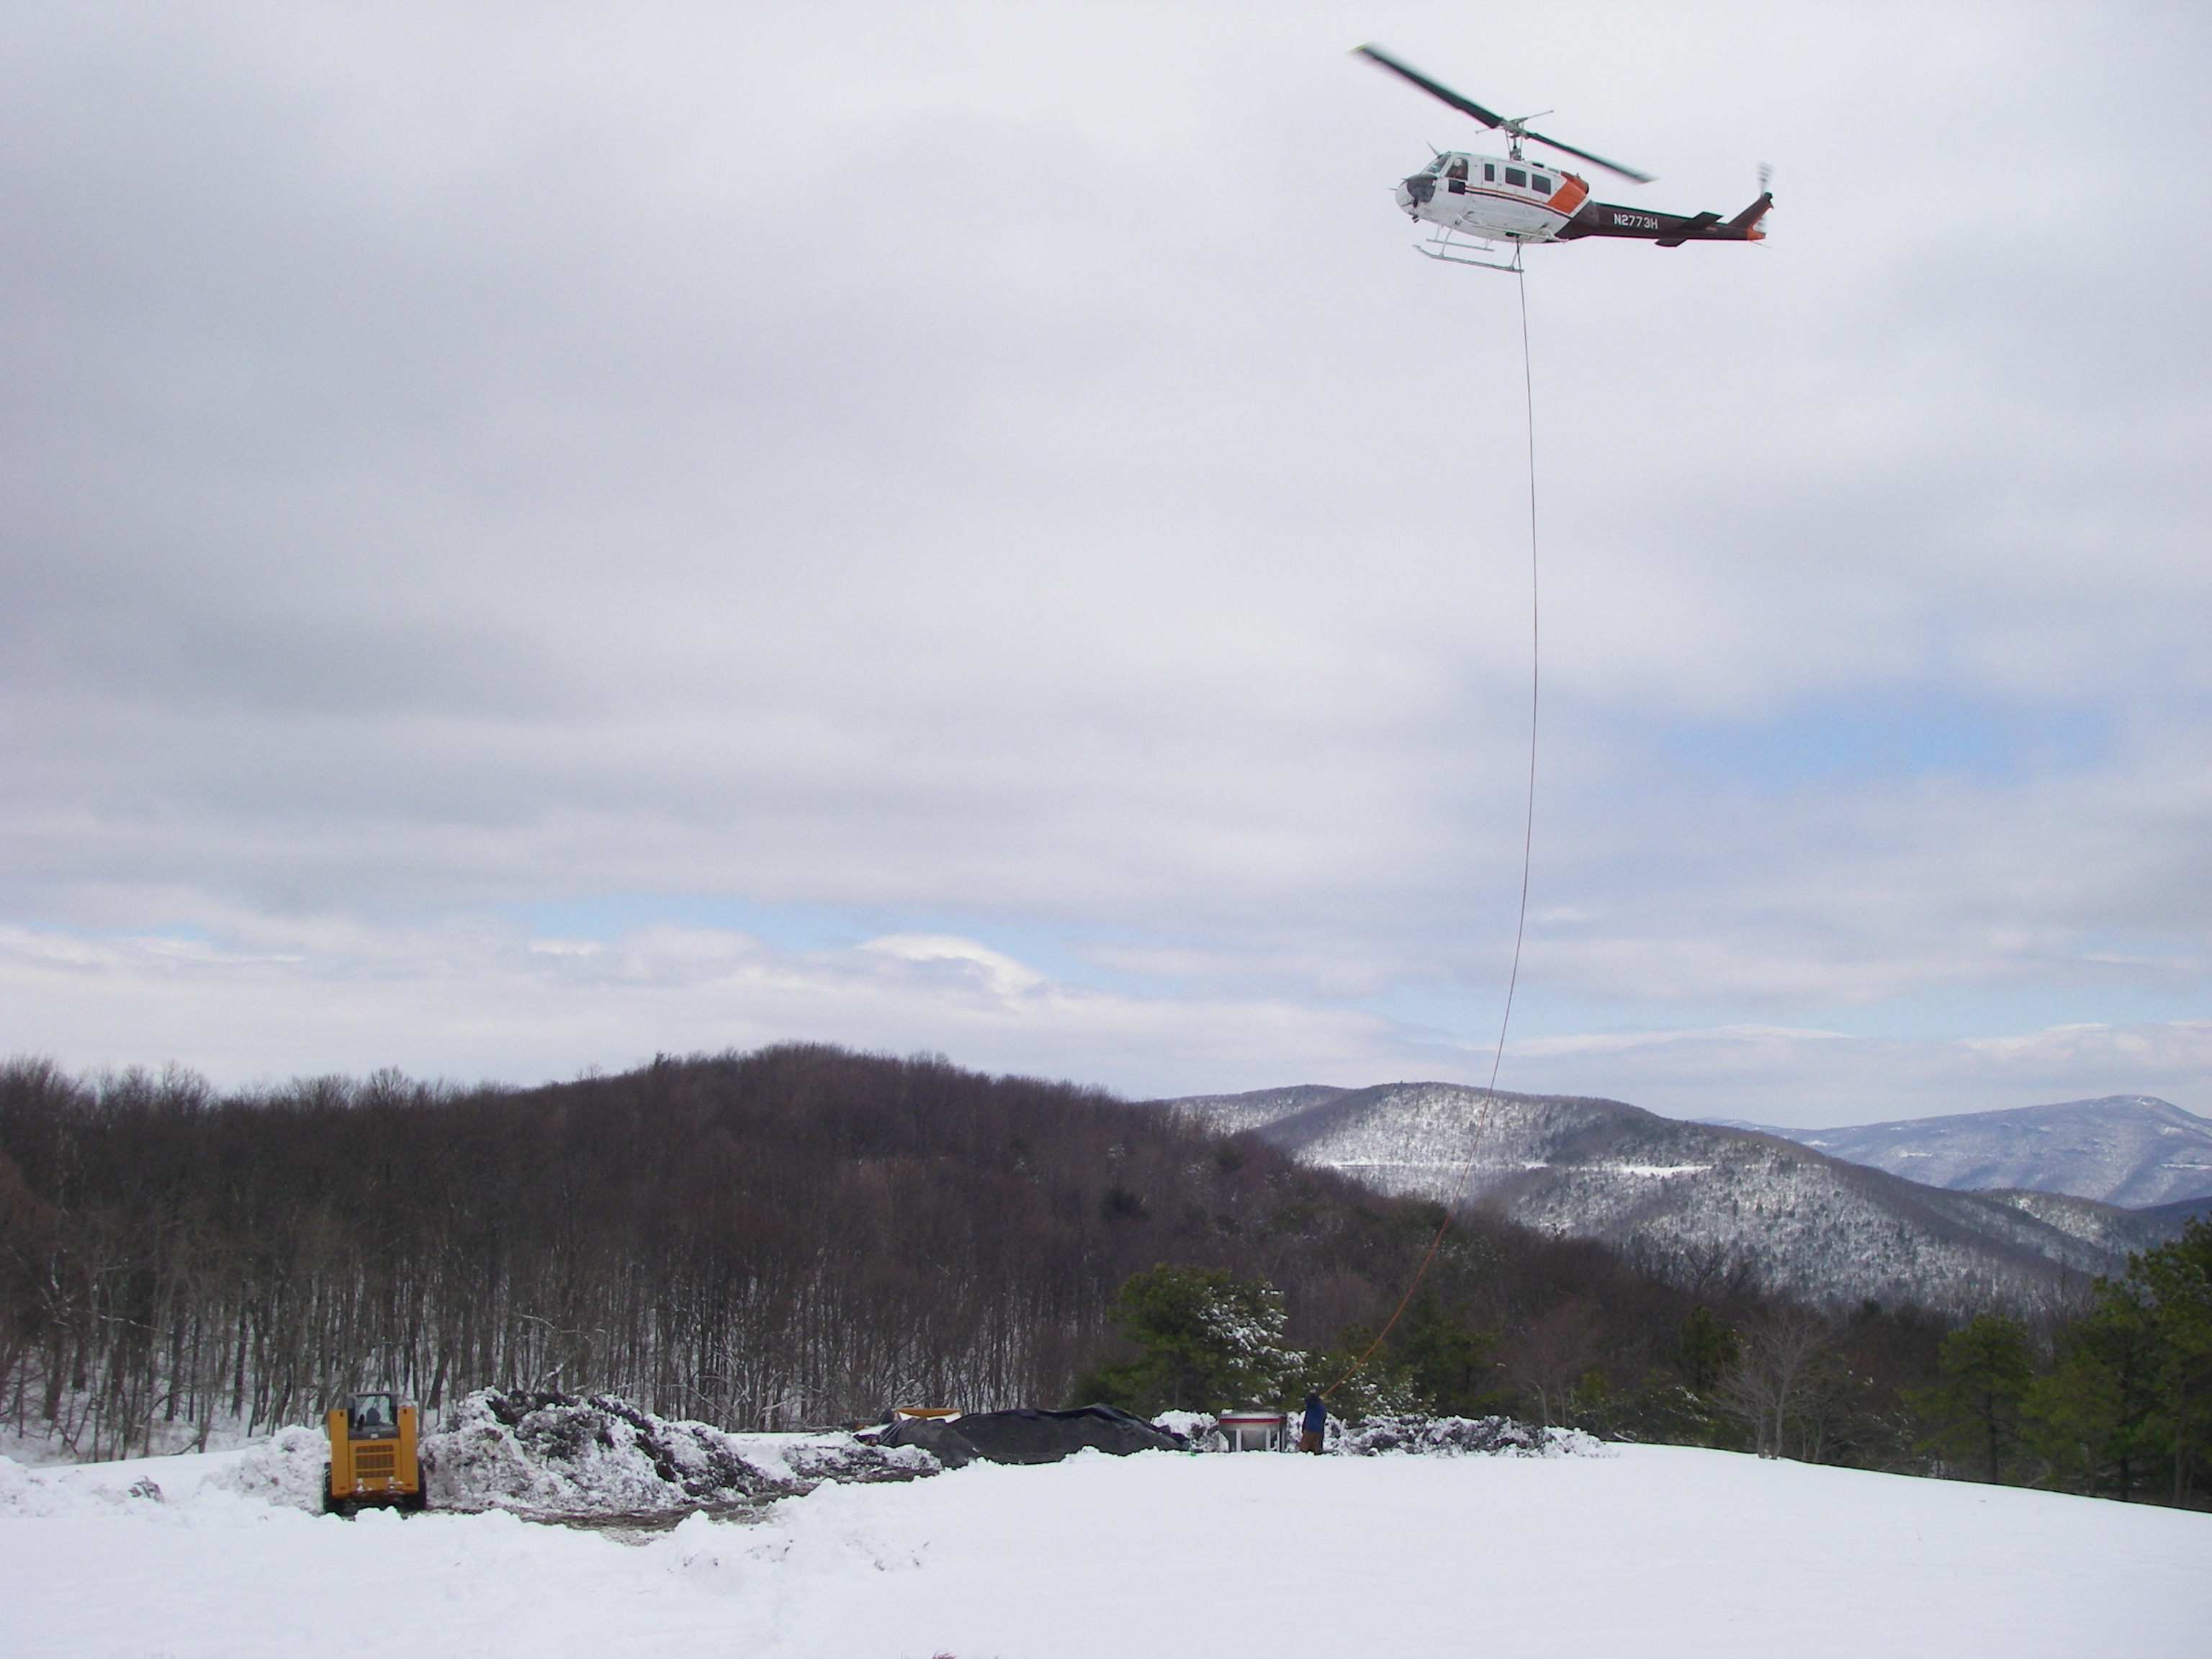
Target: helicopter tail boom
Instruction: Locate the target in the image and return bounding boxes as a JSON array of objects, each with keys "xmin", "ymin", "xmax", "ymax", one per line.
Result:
[{"xmin": 1557, "ymin": 190, "xmax": 1771, "ymax": 245}]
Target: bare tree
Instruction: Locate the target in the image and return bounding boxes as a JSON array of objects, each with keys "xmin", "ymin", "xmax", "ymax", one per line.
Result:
[
  {"xmin": 1503, "ymin": 1301, "xmax": 1603, "ymax": 1426},
  {"xmin": 1722, "ymin": 1310, "xmax": 1843, "ymax": 1459}
]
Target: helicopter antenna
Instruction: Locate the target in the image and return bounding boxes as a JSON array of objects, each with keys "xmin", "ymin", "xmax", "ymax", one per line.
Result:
[{"xmin": 1355, "ymin": 44, "xmax": 1654, "ymax": 183}]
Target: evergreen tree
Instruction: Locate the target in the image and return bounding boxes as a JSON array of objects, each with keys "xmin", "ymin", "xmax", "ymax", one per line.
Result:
[
  {"xmin": 2128, "ymin": 1218, "xmax": 2212, "ymax": 1506},
  {"xmin": 1673, "ymin": 1306, "xmax": 1743, "ymax": 1394},
  {"xmin": 2023, "ymin": 1295, "xmax": 2162, "ymax": 1502},
  {"xmin": 1389, "ymin": 1292, "xmax": 1504, "ymax": 1416},
  {"xmin": 1910, "ymin": 1313, "xmax": 2032, "ymax": 1483},
  {"xmin": 1070, "ymin": 1265, "xmax": 1305, "ymax": 1415}
]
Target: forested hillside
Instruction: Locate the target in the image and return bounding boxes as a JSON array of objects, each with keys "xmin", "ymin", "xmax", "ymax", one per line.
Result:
[
  {"xmin": 1168, "ymin": 1083, "xmax": 2180, "ymax": 1309},
  {"xmin": 9, "ymin": 1046, "xmax": 2207, "ymax": 1506},
  {"xmin": 1779, "ymin": 1096, "xmax": 2212, "ymax": 1207},
  {"xmin": 2, "ymin": 1046, "xmax": 1816, "ymax": 1459}
]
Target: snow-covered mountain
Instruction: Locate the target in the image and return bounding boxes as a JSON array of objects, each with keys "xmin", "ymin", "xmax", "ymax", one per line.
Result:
[
  {"xmin": 1722, "ymin": 1097, "xmax": 2212, "ymax": 1208},
  {"xmin": 1164, "ymin": 1084, "xmax": 2181, "ymax": 1311}
]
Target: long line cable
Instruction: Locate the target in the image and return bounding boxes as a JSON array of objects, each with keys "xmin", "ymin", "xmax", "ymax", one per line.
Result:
[{"xmin": 1326, "ymin": 252, "xmax": 1541, "ymax": 1396}]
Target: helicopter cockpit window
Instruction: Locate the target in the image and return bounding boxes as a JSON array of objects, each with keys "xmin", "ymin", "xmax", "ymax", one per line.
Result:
[
  {"xmin": 1532, "ymin": 174, "xmax": 1552, "ymax": 194},
  {"xmin": 1504, "ymin": 166, "xmax": 1527, "ymax": 188},
  {"xmin": 1444, "ymin": 156, "xmax": 1469, "ymax": 194}
]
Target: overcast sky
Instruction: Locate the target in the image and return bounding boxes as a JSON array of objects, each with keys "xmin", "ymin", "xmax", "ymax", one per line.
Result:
[{"xmin": 2, "ymin": 0, "xmax": 2206, "ymax": 1123}]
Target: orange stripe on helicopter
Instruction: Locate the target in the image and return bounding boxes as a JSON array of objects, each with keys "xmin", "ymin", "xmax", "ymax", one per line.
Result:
[{"xmin": 1545, "ymin": 174, "xmax": 1589, "ymax": 214}]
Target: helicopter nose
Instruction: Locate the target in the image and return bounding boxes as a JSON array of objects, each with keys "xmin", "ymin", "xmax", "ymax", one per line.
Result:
[{"xmin": 1402, "ymin": 173, "xmax": 1435, "ymax": 208}]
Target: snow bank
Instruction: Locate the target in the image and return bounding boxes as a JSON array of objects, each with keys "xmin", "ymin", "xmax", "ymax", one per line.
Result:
[
  {"xmin": 0, "ymin": 1456, "xmax": 88, "ymax": 1519},
  {"xmin": 0, "ymin": 1443, "xmax": 300, "ymax": 1524},
  {"xmin": 204, "ymin": 1424, "xmax": 333, "ymax": 1510}
]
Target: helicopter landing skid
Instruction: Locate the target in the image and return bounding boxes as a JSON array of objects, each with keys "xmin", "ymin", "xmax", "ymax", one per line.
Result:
[{"xmin": 1414, "ymin": 229, "xmax": 1525, "ymax": 272}]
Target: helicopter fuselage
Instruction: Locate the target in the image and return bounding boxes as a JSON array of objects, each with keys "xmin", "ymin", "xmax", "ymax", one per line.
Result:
[
  {"xmin": 1399, "ymin": 150, "xmax": 1586, "ymax": 242},
  {"xmin": 1399, "ymin": 150, "xmax": 1769, "ymax": 248}
]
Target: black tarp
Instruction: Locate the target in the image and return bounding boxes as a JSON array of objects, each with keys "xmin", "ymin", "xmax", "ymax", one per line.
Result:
[{"xmin": 876, "ymin": 1406, "xmax": 1186, "ymax": 1467}]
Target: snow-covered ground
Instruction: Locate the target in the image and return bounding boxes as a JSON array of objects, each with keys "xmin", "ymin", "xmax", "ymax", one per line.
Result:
[{"xmin": 6, "ymin": 1437, "xmax": 2207, "ymax": 1658}]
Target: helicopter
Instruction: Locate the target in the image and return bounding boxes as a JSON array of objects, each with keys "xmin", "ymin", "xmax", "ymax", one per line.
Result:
[{"xmin": 1357, "ymin": 45, "xmax": 1771, "ymax": 269}]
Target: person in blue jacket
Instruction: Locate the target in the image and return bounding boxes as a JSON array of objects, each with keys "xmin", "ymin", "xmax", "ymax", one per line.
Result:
[{"xmin": 1299, "ymin": 1390, "xmax": 1327, "ymax": 1453}]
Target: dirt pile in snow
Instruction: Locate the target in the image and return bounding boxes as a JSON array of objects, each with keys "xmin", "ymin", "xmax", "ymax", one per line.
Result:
[
  {"xmin": 1333, "ymin": 1414, "xmax": 1611, "ymax": 1458},
  {"xmin": 1151, "ymin": 1411, "xmax": 1609, "ymax": 1457},
  {"xmin": 875, "ymin": 1406, "xmax": 1184, "ymax": 1467},
  {"xmin": 421, "ymin": 1390, "xmax": 939, "ymax": 1516}
]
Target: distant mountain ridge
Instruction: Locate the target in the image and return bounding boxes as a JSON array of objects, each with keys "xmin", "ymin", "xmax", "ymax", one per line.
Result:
[
  {"xmin": 1711, "ymin": 1097, "xmax": 2212, "ymax": 1207},
  {"xmin": 1163, "ymin": 1083, "xmax": 2183, "ymax": 1312}
]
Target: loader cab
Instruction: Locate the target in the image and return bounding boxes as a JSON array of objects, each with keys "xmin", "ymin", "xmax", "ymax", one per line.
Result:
[{"xmin": 347, "ymin": 1393, "xmax": 398, "ymax": 1437}]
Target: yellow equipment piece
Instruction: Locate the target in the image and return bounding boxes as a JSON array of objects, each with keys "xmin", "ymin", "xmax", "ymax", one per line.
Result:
[{"xmin": 323, "ymin": 1392, "xmax": 425, "ymax": 1515}]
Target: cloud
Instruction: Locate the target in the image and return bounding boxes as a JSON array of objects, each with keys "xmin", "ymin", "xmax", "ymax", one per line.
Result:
[
  {"xmin": 860, "ymin": 933, "xmax": 1048, "ymax": 997},
  {"xmin": 0, "ymin": 917, "xmax": 1431, "ymax": 1098},
  {"xmin": 6, "ymin": 915, "xmax": 2203, "ymax": 1127},
  {"xmin": 0, "ymin": 1, "xmax": 2206, "ymax": 1116}
]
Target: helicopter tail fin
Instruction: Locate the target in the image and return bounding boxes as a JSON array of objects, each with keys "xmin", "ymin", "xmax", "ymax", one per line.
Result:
[{"xmin": 1725, "ymin": 191, "xmax": 1773, "ymax": 238}]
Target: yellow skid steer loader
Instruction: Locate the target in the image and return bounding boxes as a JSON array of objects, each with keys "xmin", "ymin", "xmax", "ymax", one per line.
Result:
[{"xmin": 323, "ymin": 1392, "xmax": 426, "ymax": 1515}]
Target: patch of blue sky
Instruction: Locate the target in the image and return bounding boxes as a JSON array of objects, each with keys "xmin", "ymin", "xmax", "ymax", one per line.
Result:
[
  {"xmin": 497, "ymin": 893, "xmax": 1169, "ymax": 993},
  {"xmin": 12, "ymin": 916, "xmax": 223, "ymax": 944},
  {"xmin": 499, "ymin": 894, "xmax": 2206, "ymax": 1043},
  {"xmin": 1655, "ymin": 692, "xmax": 2110, "ymax": 791}
]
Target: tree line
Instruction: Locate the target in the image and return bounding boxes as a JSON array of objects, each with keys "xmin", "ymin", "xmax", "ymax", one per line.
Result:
[
  {"xmin": 1070, "ymin": 1233, "xmax": 2208, "ymax": 1509},
  {"xmin": 14, "ymin": 1042, "xmax": 2197, "ymax": 1509},
  {"xmin": 0, "ymin": 1043, "xmax": 1905, "ymax": 1460},
  {"xmin": 1905, "ymin": 1220, "xmax": 2211, "ymax": 1506}
]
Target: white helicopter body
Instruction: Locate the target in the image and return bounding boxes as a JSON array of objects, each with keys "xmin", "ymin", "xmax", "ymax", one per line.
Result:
[{"xmin": 1398, "ymin": 150, "xmax": 1591, "ymax": 244}]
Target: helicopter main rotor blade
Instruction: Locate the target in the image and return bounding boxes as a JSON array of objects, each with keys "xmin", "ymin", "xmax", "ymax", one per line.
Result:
[
  {"xmin": 1354, "ymin": 44, "xmax": 1506, "ymax": 129},
  {"xmin": 1354, "ymin": 43, "xmax": 1656, "ymax": 186},
  {"xmin": 1510, "ymin": 126, "xmax": 1654, "ymax": 185}
]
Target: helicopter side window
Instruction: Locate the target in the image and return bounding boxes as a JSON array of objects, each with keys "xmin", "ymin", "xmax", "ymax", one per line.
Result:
[
  {"xmin": 1483, "ymin": 163, "xmax": 1496, "ymax": 182},
  {"xmin": 1532, "ymin": 174, "xmax": 1552, "ymax": 194},
  {"xmin": 1444, "ymin": 156, "xmax": 1469, "ymax": 194},
  {"xmin": 1504, "ymin": 166, "xmax": 1527, "ymax": 189}
]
